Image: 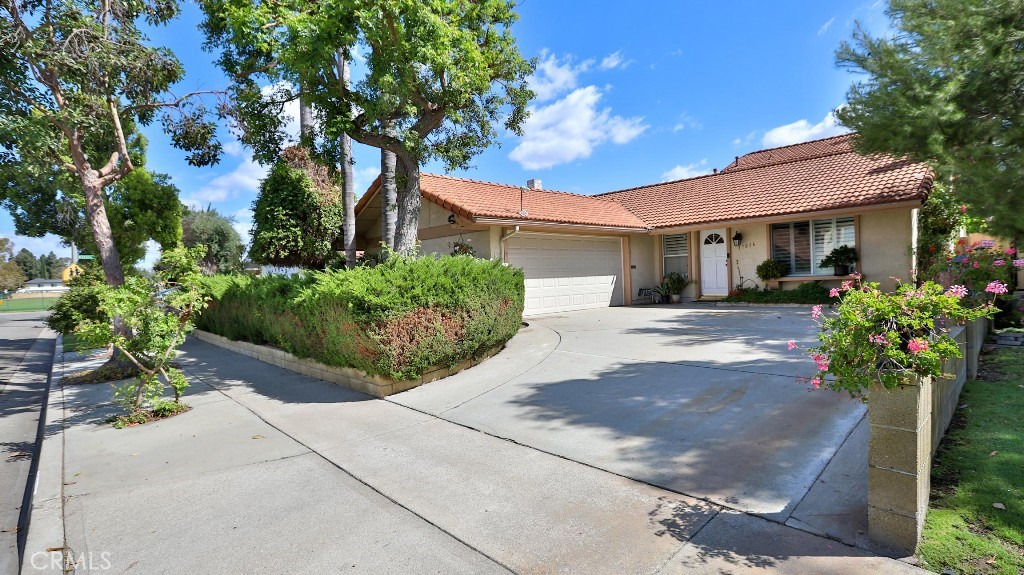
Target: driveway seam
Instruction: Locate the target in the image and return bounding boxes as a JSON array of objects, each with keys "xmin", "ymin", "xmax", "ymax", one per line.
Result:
[
  {"xmin": 645, "ymin": 507, "xmax": 722, "ymax": 575},
  {"xmin": 180, "ymin": 367, "xmax": 518, "ymax": 575},
  {"xmin": 439, "ymin": 324, "xmax": 562, "ymax": 415},
  {"xmin": 553, "ymin": 349, "xmax": 805, "ymax": 380}
]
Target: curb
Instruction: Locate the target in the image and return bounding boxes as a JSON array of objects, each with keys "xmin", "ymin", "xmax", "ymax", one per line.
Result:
[{"xmin": 19, "ymin": 335, "xmax": 65, "ymax": 575}]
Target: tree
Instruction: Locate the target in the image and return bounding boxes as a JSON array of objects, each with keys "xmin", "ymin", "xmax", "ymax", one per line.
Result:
[
  {"xmin": 13, "ymin": 248, "xmax": 35, "ymax": 280},
  {"xmin": 181, "ymin": 206, "xmax": 244, "ymax": 274},
  {"xmin": 250, "ymin": 147, "xmax": 344, "ymax": 269},
  {"xmin": 836, "ymin": 0, "xmax": 1024, "ymax": 239},
  {"xmin": 0, "ymin": 0, "xmax": 222, "ymax": 288},
  {"xmin": 0, "ymin": 237, "xmax": 24, "ymax": 291},
  {"xmin": 200, "ymin": 0, "xmax": 534, "ymax": 254}
]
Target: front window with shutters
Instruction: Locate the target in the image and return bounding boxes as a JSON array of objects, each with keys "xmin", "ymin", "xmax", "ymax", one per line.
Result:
[
  {"xmin": 770, "ymin": 217, "xmax": 855, "ymax": 276},
  {"xmin": 663, "ymin": 233, "xmax": 689, "ymax": 277}
]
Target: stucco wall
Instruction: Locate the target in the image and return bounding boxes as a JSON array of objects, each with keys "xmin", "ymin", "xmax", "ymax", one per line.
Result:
[
  {"xmin": 859, "ymin": 207, "xmax": 917, "ymax": 292},
  {"xmin": 629, "ymin": 234, "xmax": 658, "ymax": 297},
  {"xmin": 730, "ymin": 224, "xmax": 769, "ymax": 290},
  {"xmin": 419, "ymin": 230, "xmax": 493, "ymax": 259}
]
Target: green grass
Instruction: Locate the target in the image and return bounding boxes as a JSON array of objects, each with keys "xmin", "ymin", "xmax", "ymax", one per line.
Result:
[
  {"xmin": 918, "ymin": 348, "xmax": 1024, "ymax": 575},
  {"xmin": 61, "ymin": 333, "xmax": 96, "ymax": 353},
  {"xmin": 0, "ymin": 296, "xmax": 60, "ymax": 312}
]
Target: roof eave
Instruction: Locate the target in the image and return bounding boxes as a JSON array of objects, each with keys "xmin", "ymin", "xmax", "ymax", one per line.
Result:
[{"xmin": 474, "ymin": 217, "xmax": 650, "ymax": 233}]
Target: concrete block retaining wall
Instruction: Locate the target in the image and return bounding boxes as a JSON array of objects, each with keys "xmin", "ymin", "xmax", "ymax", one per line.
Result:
[
  {"xmin": 192, "ymin": 330, "xmax": 502, "ymax": 398},
  {"xmin": 867, "ymin": 317, "xmax": 987, "ymax": 556}
]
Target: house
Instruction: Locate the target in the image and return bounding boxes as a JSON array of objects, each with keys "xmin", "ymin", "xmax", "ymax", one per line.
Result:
[
  {"xmin": 19, "ymin": 278, "xmax": 68, "ymax": 293},
  {"xmin": 354, "ymin": 134, "xmax": 932, "ymax": 316}
]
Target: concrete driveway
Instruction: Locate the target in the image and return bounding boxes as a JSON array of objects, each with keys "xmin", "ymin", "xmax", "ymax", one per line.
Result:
[{"xmin": 392, "ymin": 305, "xmax": 868, "ymax": 538}]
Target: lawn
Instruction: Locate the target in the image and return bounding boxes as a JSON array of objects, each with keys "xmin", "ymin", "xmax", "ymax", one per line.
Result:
[
  {"xmin": 0, "ymin": 296, "xmax": 59, "ymax": 312},
  {"xmin": 918, "ymin": 348, "xmax": 1024, "ymax": 575}
]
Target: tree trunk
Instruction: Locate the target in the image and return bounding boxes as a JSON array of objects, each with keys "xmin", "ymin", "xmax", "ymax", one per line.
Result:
[
  {"xmin": 299, "ymin": 94, "xmax": 314, "ymax": 146},
  {"xmin": 393, "ymin": 153, "xmax": 421, "ymax": 255},
  {"xmin": 339, "ymin": 55, "xmax": 356, "ymax": 269},
  {"xmin": 380, "ymin": 146, "xmax": 398, "ymax": 251},
  {"xmin": 80, "ymin": 170, "xmax": 125, "ymax": 287}
]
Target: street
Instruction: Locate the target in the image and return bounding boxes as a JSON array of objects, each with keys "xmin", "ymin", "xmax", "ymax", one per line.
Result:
[{"xmin": 0, "ymin": 312, "xmax": 54, "ymax": 574}]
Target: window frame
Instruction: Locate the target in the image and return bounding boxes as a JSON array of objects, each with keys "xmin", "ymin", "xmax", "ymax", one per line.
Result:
[
  {"xmin": 770, "ymin": 217, "xmax": 857, "ymax": 277},
  {"xmin": 662, "ymin": 233, "xmax": 689, "ymax": 278}
]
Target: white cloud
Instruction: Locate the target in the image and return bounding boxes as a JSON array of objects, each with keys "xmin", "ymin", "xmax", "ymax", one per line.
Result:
[
  {"xmin": 182, "ymin": 158, "xmax": 268, "ymax": 206},
  {"xmin": 661, "ymin": 160, "xmax": 711, "ymax": 182},
  {"xmin": 762, "ymin": 111, "xmax": 849, "ymax": 148},
  {"xmin": 528, "ymin": 50, "xmax": 594, "ymax": 102},
  {"xmin": 0, "ymin": 232, "xmax": 68, "ymax": 261},
  {"xmin": 732, "ymin": 131, "xmax": 758, "ymax": 147},
  {"xmin": 672, "ymin": 113, "xmax": 703, "ymax": 133},
  {"xmin": 352, "ymin": 166, "xmax": 380, "ymax": 196},
  {"xmin": 222, "ymin": 140, "xmax": 244, "ymax": 157},
  {"xmin": 139, "ymin": 240, "xmax": 161, "ymax": 271},
  {"xmin": 599, "ymin": 51, "xmax": 633, "ymax": 70},
  {"xmin": 509, "ymin": 86, "xmax": 648, "ymax": 170},
  {"xmin": 817, "ymin": 16, "xmax": 836, "ymax": 36},
  {"xmin": 230, "ymin": 208, "xmax": 254, "ymax": 248}
]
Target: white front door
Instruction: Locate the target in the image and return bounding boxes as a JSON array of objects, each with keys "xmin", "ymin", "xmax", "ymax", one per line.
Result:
[{"xmin": 700, "ymin": 229, "xmax": 729, "ymax": 296}]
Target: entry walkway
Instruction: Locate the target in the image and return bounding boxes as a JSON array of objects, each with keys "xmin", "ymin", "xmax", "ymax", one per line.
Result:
[{"xmin": 22, "ymin": 325, "xmax": 925, "ymax": 574}]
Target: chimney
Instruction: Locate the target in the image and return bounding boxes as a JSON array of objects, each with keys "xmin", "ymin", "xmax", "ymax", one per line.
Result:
[{"xmin": 526, "ymin": 178, "xmax": 542, "ymax": 190}]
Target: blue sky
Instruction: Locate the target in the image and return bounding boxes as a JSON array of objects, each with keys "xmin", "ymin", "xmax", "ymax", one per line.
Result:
[{"xmin": 1, "ymin": 0, "xmax": 890, "ymax": 267}]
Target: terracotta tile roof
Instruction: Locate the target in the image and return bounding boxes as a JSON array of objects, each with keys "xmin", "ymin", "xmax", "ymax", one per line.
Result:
[
  {"xmin": 599, "ymin": 141, "xmax": 932, "ymax": 229},
  {"xmin": 722, "ymin": 133, "xmax": 855, "ymax": 171},
  {"xmin": 417, "ymin": 173, "xmax": 649, "ymax": 229}
]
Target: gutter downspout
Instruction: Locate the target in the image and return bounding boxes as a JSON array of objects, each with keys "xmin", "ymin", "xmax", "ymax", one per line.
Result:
[{"xmin": 499, "ymin": 226, "xmax": 521, "ymax": 265}]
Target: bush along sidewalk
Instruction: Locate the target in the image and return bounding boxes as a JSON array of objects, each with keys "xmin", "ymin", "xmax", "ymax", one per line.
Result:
[
  {"xmin": 77, "ymin": 246, "xmax": 210, "ymax": 428},
  {"xmin": 197, "ymin": 254, "xmax": 525, "ymax": 381}
]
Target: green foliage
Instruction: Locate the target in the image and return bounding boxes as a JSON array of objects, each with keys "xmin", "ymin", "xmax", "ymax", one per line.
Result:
[
  {"xmin": 101, "ymin": 169, "xmax": 184, "ymax": 268},
  {"xmin": 725, "ymin": 282, "xmax": 833, "ymax": 305},
  {"xmin": 916, "ymin": 184, "xmax": 968, "ymax": 281},
  {"xmin": 196, "ymin": 254, "xmax": 524, "ymax": 379},
  {"xmin": 755, "ymin": 259, "xmax": 789, "ymax": 281},
  {"xmin": 836, "ymin": 0, "xmax": 1024, "ymax": 239},
  {"xmin": 802, "ymin": 280, "xmax": 994, "ymax": 398},
  {"xmin": 663, "ymin": 272, "xmax": 692, "ymax": 295},
  {"xmin": 929, "ymin": 240, "xmax": 1019, "ymax": 303},
  {"xmin": 77, "ymin": 247, "xmax": 210, "ymax": 415},
  {"xmin": 818, "ymin": 245, "xmax": 858, "ymax": 269},
  {"xmin": 181, "ymin": 206, "xmax": 244, "ymax": 274},
  {"xmin": 249, "ymin": 148, "xmax": 344, "ymax": 269},
  {"xmin": 0, "ymin": 238, "xmax": 25, "ymax": 291},
  {"xmin": 919, "ymin": 349, "xmax": 1024, "ymax": 575},
  {"xmin": 46, "ymin": 264, "xmax": 107, "ymax": 335}
]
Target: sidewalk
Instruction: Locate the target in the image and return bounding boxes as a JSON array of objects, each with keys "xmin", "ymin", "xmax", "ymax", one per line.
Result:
[{"xmin": 22, "ymin": 336, "xmax": 928, "ymax": 574}]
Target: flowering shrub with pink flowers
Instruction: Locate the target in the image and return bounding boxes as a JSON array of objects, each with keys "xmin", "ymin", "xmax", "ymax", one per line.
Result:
[
  {"xmin": 932, "ymin": 239, "xmax": 1018, "ymax": 302},
  {"xmin": 795, "ymin": 279, "xmax": 997, "ymax": 398}
]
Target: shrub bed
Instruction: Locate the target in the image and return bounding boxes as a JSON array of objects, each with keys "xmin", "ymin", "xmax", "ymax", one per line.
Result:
[
  {"xmin": 724, "ymin": 282, "xmax": 833, "ymax": 304},
  {"xmin": 196, "ymin": 255, "xmax": 525, "ymax": 380}
]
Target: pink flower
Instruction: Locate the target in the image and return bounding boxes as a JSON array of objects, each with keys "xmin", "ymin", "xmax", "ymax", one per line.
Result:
[
  {"xmin": 840, "ymin": 280, "xmax": 854, "ymax": 291},
  {"xmin": 829, "ymin": 288, "xmax": 840, "ymax": 297},
  {"xmin": 973, "ymin": 261, "xmax": 980, "ymax": 268},
  {"xmin": 985, "ymin": 281, "xmax": 1008, "ymax": 295},
  {"xmin": 812, "ymin": 353, "xmax": 830, "ymax": 371},
  {"xmin": 810, "ymin": 377, "xmax": 821, "ymax": 388},
  {"xmin": 945, "ymin": 285, "xmax": 968, "ymax": 297},
  {"xmin": 869, "ymin": 334, "xmax": 889, "ymax": 345},
  {"xmin": 981, "ymin": 240, "xmax": 996, "ymax": 248},
  {"xmin": 1005, "ymin": 247, "xmax": 1016, "ymax": 255},
  {"xmin": 1014, "ymin": 259, "xmax": 1024, "ymax": 268},
  {"xmin": 907, "ymin": 339, "xmax": 929, "ymax": 354},
  {"xmin": 850, "ymin": 272, "xmax": 862, "ymax": 280},
  {"xmin": 811, "ymin": 305, "xmax": 823, "ymax": 320},
  {"xmin": 787, "ymin": 340, "xmax": 797, "ymax": 350},
  {"xmin": 994, "ymin": 259, "xmax": 1006, "ymax": 266},
  {"xmin": 960, "ymin": 205, "xmax": 968, "ymax": 213}
]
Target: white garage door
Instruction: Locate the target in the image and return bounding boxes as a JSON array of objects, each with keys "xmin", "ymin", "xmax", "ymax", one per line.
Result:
[{"xmin": 506, "ymin": 234, "xmax": 624, "ymax": 316}]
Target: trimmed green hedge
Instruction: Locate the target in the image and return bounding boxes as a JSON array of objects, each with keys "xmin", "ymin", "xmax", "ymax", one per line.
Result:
[
  {"xmin": 724, "ymin": 282, "xmax": 834, "ymax": 304},
  {"xmin": 196, "ymin": 255, "xmax": 525, "ymax": 380}
]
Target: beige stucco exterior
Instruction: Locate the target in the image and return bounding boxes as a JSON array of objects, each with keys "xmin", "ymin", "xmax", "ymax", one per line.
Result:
[
  {"xmin": 354, "ymin": 195, "xmax": 921, "ymax": 305},
  {"xmin": 858, "ymin": 207, "xmax": 917, "ymax": 292}
]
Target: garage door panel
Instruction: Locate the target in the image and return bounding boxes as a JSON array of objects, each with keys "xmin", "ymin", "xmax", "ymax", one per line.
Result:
[{"xmin": 506, "ymin": 234, "xmax": 624, "ymax": 316}]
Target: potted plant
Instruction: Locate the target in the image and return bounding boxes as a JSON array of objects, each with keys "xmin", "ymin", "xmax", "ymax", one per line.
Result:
[
  {"xmin": 819, "ymin": 245, "xmax": 858, "ymax": 276},
  {"xmin": 653, "ymin": 281, "xmax": 672, "ymax": 304},
  {"xmin": 663, "ymin": 272, "xmax": 692, "ymax": 303},
  {"xmin": 756, "ymin": 259, "xmax": 788, "ymax": 290}
]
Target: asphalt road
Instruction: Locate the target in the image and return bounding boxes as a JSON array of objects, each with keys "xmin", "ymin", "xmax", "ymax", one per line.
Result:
[{"xmin": 0, "ymin": 312, "xmax": 54, "ymax": 574}]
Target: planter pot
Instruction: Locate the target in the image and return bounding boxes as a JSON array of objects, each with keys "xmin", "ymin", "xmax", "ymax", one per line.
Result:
[
  {"xmin": 833, "ymin": 264, "xmax": 850, "ymax": 276},
  {"xmin": 766, "ymin": 279, "xmax": 781, "ymax": 291},
  {"xmin": 670, "ymin": 294, "xmax": 681, "ymax": 303}
]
